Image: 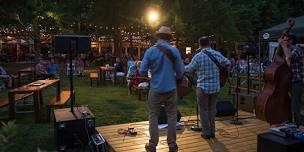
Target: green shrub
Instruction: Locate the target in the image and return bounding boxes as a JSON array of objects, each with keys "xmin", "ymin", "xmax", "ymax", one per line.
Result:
[{"xmin": 0, "ymin": 121, "xmax": 17, "ymax": 152}]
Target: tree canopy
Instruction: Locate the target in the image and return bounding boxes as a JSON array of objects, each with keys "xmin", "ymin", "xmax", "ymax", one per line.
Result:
[{"xmin": 1, "ymin": 0, "xmax": 303, "ymax": 54}]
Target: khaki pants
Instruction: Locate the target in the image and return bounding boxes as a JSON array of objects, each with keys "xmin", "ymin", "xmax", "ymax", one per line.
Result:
[
  {"xmin": 196, "ymin": 88, "xmax": 218, "ymax": 135},
  {"xmin": 148, "ymin": 89, "xmax": 177, "ymax": 147}
]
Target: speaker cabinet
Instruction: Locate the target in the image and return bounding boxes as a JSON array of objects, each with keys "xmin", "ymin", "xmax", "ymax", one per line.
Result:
[
  {"xmin": 237, "ymin": 93, "xmax": 257, "ymax": 113},
  {"xmin": 54, "ymin": 107, "xmax": 95, "ymax": 151},
  {"xmin": 53, "ymin": 35, "xmax": 91, "ymax": 54},
  {"xmin": 258, "ymin": 132, "xmax": 304, "ymax": 152}
]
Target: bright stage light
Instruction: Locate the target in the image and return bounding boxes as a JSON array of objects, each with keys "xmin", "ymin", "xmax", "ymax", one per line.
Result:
[{"xmin": 147, "ymin": 10, "xmax": 159, "ymax": 23}]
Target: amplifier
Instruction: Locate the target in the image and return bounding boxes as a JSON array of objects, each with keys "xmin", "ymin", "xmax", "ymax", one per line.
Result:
[
  {"xmin": 257, "ymin": 132, "xmax": 304, "ymax": 152},
  {"xmin": 54, "ymin": 107, "xmax": 95, "ymax": 151},
  {"xmin": 237, "ymin": 93, "xmax": 257, "ymax": 113}
]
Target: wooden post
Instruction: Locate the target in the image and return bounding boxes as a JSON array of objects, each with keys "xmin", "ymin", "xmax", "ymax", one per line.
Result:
[
  {"xmin": 98, "ymin": 42, "xmax": 102, "ymax": 55},
  {"xmin": 111, "ymin": 42, "xmax": 115, "ymax": 55},
  {"xmin": 8, "ymin": 92, "xmax": 16, "ymax": 120},
  {"xmin": 137, "ymin": 47, "xmax": 141, "ymax": 59},
  {"xmin": 34, "ymin": 91, "xmax": 40, "ymax": 123}
]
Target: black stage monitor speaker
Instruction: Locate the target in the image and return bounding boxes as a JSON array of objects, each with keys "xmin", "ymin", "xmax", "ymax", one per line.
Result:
[
  {"xmin": 158, "ymin": 105, "xmax": 182, "ymax": 124},
  {"xmin": 216, "ymin": 100, "xmax": 236, "ymax": 117},
  {"xmin": 53, "ymin": 35, "xmax": 91, "ymax": 54},
  {"xmin": 54, "ymin": 107, "xmax": 95, "ymax": 151},
  {"xmin": 257, "ymin": 132, "xmax": 304, "ymax": 152}
]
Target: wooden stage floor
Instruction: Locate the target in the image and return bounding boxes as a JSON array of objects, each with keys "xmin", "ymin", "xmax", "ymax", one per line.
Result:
[{"xmin": 96, "ymin": 112, "xmax": 270, "ymax": 152}]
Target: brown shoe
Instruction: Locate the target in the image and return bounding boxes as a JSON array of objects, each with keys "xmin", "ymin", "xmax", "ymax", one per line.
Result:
[
  {"xmin": 169, "ymin": 144, "xmax": 178, "ymax": 152},
  {"xmin": 145, "ymin": 143, "xmax": 156, "ymax": 152}
]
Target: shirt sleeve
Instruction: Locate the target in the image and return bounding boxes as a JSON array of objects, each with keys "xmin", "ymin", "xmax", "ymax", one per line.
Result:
[
  {"xmin": 291, "ymin": 48, "xmax": 301, "ymax": 63},
  {"xmin": 185, "ymin": 54, "xmax": 199, "ymax": 73},
  {"xmin": 174, "ymin": 49, "xmax": 185, "ymax": 79},
  {"xmin": 139, "ymin": 49, "xmax": 150, "ymax": 76},
  {"xmin": 216, "ymin": 52, "xmax": 230, "ymax": 65}
]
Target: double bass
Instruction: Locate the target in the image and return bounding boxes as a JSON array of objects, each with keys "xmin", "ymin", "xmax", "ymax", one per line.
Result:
[{"xmin": 255, "ymin": 18, "xmax": 295, "ymax": 124}]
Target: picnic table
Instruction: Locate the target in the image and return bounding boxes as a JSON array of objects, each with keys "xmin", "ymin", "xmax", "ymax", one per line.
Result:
[
  {"xmin": 8, "ymin": 79, "xmax": 60, "ymax": 122},
  {"xmin": 99, "ymin": 66, "xmax": 116, "ymax": 85}
]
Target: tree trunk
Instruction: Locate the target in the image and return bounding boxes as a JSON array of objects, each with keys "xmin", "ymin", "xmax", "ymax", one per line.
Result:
[
  {"xmin": 33, "ymin": 18, "xmax": 41, "ymax": 63},
  {"xmin": 33, "ymin": 37, "xmax": 41, "ymax": 62}
]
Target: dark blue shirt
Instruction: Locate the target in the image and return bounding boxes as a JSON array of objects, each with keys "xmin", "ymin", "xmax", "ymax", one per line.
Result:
[{"xmin": 47, "ymin": 64, "xmax": 60, "ymax": 74}]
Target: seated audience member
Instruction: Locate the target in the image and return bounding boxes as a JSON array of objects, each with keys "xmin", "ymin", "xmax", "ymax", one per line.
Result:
[
  {"xmin": 0, "ymin": 64, "xmax": 13, "ymax": 88},
  {"xmin": 127, "ymin": 61, "xmax": 138, "ymax": 95},
  {"xmin": 47, "ymin": 58, "xmax": 60, "ymax": 79},
  {"xmin": 36, "ymin": 59, "xmax": 51, "ymax": 79},
  {"xmin": 132, "ymin": 61, "xmax": 149, "ymax": 89},
  {"xmin": 127, "ymin": 53, "xmax": 135, "ymax": 68},
  {"xmin": 127, "ymin": 61, "xmax": 137, "ymax": 77}
]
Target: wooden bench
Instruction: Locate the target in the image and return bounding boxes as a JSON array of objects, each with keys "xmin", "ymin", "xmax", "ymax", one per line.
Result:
[
  {"xmin": 128, "ymin": 77, "xmax": 150, "ymax": 100},
  {"xmin": 0, "ymin": 99, "xmax": 8, "ymax": 108},
  {"xmin": 46, "ymin": 91, "xmax": 71, "ymax": 121},
  {"xmin": 133, "ymin": 85, "xmax": 149, "ymax": 100},
  {"xmin": 0, "ymin": 93, "xmax": 34, "ymax": 108}
]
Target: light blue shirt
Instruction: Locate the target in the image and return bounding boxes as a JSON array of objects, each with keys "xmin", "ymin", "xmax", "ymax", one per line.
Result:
[
  {"xmin": 185, "ymin": 47, "xmax": 230, "ymax": 94},
  {"xmin": 127, "ymin": 64, "xmax": 137, "ymax": 78},
  {"xmin": 139, "ymin": 40, "xmax": 185, "ymax": 93}
]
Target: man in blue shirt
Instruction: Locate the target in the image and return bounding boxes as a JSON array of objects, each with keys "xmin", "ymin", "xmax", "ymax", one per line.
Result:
[
  {"xmin": 140, "ymin": 26, "xmax": 184, "ymax": 152},
  {"xmin": 47, "ymin": 59, "xmax": 60, "ymax": 79},
  {"xmin": 185, "ymin": 36, "xmax": 230, "ymax": 139}
]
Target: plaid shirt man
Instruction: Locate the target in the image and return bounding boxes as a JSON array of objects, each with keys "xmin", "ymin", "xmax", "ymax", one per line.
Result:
[
  {"xmin": 291, "ymin": 46, "xmax": 304, "ymax": 83},
  {"xmin": 185, "ymin": 47, "xmax": 230, "ymax": 94}
]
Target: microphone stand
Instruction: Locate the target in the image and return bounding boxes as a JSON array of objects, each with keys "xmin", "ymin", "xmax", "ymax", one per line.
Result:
[
  {"xmin": 69, "ymin": 40, "xmax": 76, "ymax": 113},
  {"xmin": 185, "ymin": 72, "xmax": 202, "ymax": 132},
  {"xmin": 191, "ymin": 102, "xmax": 202, "ymax": 131},
  {"xmin": 230, "ymin": 62, "xmax": 243, "ymax": 125}
]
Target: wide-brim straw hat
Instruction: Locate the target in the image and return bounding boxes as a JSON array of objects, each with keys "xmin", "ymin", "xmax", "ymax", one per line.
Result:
[{"xmin": 155, "ymin": 26, "xmax": 172, "ymax": 36}]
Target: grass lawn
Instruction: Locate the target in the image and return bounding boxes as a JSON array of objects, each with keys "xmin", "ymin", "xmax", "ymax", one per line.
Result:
[{"xmin": 0, "ymin": 63, "xmax": 232, "ymax": 152}]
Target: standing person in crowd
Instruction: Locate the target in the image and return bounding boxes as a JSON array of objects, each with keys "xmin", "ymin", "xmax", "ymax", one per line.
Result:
[
  {"xmin": 75, "ymin": 56, "xmax": 84, "ymax": 76},
  {"xmin": 140, "ymin": 26, "xmax": 184, "ymax": 152},
  {"xmin": 185, "ymin": 36, "xmax": 230, "ymax": 139},
  {"xmin": 279, "ymin": 34, "xmax": 304, "ymax": 127},
  {"xmin": 114, "ymin": 57, "xmax": 125, "ymax": 76}
]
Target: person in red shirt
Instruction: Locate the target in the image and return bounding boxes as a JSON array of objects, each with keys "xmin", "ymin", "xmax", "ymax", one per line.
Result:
[{"xmin": 133, "ymin": 61, "xmax": 142, "ymax": 86}]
